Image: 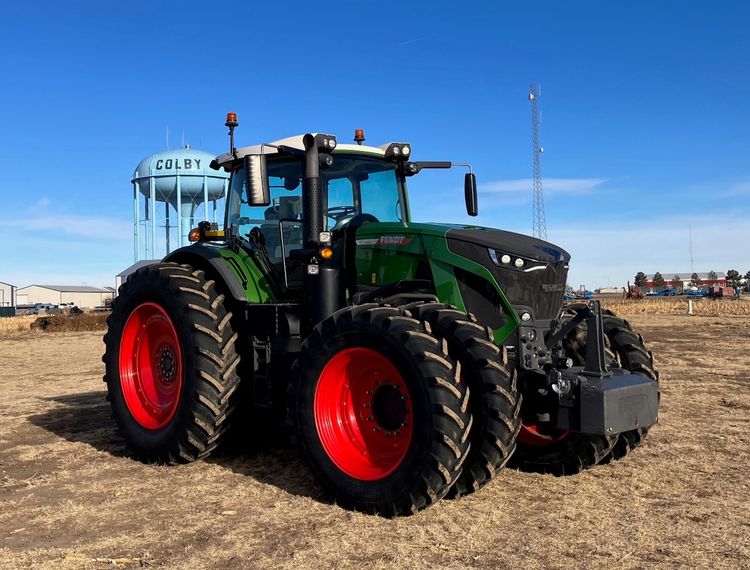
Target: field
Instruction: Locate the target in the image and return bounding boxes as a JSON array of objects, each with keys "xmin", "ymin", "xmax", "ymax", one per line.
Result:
[{"xmin": 1, "ymin": 313, "xmax": 749, "ymax": 569}]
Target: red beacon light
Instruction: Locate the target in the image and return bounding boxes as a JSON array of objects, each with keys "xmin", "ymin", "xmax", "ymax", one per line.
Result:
[{"xmin": 354, "ymin": 128, "xmax": 365, "ymax": 145}]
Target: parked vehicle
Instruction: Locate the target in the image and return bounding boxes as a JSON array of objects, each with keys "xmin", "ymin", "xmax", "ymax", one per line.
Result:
[{"xmin": 103, "ymin": 118, "xmax": 660, "ymax": 515}]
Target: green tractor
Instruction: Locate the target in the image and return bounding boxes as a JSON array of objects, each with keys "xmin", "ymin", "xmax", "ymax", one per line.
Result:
[{"xmin": 104, "ymin": 116, "xmax": 659, "ymax": 515}]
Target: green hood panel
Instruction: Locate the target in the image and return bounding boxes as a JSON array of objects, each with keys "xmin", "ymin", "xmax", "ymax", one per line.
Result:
[{"xmin": 353, "ymin": 221, "xmax": 521, "ymax": 342}]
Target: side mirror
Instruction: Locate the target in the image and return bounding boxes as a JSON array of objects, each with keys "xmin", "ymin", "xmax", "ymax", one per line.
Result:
[
  {"xmin": 464, "ymin": 172, "xmax": 478, "ymax": 217},
  {"xmin": 244, "ymin": 154, "xmax": 270, "ymax": 206}
]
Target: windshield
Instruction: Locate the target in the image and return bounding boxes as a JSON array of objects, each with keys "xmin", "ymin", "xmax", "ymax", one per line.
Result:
[{"xmin": 226, "ymin": 156, "xmax": 406, "ymax": 264}]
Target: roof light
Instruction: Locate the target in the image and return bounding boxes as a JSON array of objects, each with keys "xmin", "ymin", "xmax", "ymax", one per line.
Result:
[
  {"xmin": 354, "ymin": 129, "xmax": 365, "ymax": 145},
  {"xmin": 225, "ymin": 112, "xmax": 238, "ymax": 126},
  {"xmin": 188, "ymin": 228, "xmax": 201, "ymax": 242},
  {"xmin": 384, "ymin": 143, "xmax": 411, "ymax": 162},
  {"xmin": 313, "ymin": 133, "xmax": 337, "ymax": 151}
]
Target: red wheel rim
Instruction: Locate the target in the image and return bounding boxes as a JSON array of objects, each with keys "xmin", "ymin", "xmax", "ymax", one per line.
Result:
[
  {"xmin": 518, "ymin": 423, "xmax": 570, "ymax": 446},
  {"xmin": 119, "ymin": 302, "xmax": 183, "ymax": 430},
  {"xmin": 314, "ymin": 347, "xmax": 414, "ymax": 481}
]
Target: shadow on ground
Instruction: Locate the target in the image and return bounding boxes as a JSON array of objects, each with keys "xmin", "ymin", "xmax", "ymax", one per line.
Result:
[{"xmin": 27, "ymin": 390, "xmax": 327, "ymax": 504}]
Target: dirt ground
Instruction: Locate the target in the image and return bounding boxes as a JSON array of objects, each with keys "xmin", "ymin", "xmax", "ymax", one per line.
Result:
[{"xmin": 1, "ymin": 315, "xmax": 749, "ymax": 569}]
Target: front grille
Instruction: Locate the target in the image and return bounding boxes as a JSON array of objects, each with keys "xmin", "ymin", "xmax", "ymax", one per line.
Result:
[
  {"xmin": 448, "ymin": 239, "xmax": 568, "ymax": 321},
  {"xmin": 488, "ymin": 261, "xmax": 567, "ymax": 320}
]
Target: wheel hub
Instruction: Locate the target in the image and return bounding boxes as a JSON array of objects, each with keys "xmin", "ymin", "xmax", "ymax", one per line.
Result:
[
  {"xmin": 371, "ymin": 383, "xmax": 408, "ymax": 432},
  {"xmin": 156, "ymin": 345, "xmax": 177, "ymax": 384}
]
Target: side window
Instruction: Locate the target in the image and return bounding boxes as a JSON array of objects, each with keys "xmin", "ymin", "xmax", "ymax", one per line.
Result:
[
  {"xmin": 326, "ymin": 177, "xmax": 354, "ymax": 229},
  {"xmin": 360, "ymin": 169, "xmax": 402, "ymax": 222},
  {"xmin": 237, "ymin": 170, "xmax": 303, "ymax": 264}
]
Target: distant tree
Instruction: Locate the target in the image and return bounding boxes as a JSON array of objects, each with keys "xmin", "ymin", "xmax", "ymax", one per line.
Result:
[
  {"xmin": 726, "ymin": 269, "xmax": 741, "ymax": 288},
  {"xmin": 707, "ymin": 270, "xmax": 718, "ymax": 286},
  {"xmin": 745, "ymin": 270, "xmax": 750, "ymax": 292},
  {"xmin": 652, "ymin": 272, "xmax": 665, "ymax": 291},
  {"xmin": 634, "ymin": 271, "xmax": 648, "ymax": 292},
  {"xmin": 689, "ymin": 272, "xmax": 702, "ymax": 288},
  {"xmin": 672, "ymin": 275, "xmax": 683, "ymax": 292}
]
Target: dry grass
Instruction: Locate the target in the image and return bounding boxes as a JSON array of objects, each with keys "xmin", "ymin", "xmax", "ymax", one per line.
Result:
[
  {"xmin": 1, "ymin": 317, "xmax": 749, "ymax": 569},
  {"xmin": 0, "ymin": 316, "xmax": 38, "ymax": 336},
  {"xmin": 604, "ymin": 298, "xmax": 750, "ymax": 316}
]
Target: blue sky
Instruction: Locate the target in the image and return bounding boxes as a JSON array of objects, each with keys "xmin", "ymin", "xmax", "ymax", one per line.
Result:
[{"xmin": 1, "ymin": 1, "xmax": 748, "ymax": 289}]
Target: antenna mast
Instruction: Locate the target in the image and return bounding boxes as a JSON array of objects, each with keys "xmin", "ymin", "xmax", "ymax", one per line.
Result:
[{"xmin": 528, "ymin": 83, "xmax": 547, "ymax": 240}]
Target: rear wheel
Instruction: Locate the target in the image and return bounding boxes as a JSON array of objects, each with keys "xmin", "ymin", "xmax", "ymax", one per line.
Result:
[
  {"xmin": 404, "ymin": 302, "xmax": 521, "ymax": 497},
  {"xmin": 288, "ymin": 304, "xmax": 472, "ymax": 516},
  {"xmin": 103, "ymin": 263, "xmax": 241, "ymax": 463}
]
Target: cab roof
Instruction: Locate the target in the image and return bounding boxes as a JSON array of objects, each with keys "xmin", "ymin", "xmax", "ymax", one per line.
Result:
[{"xmin": 213, "ymin": 133, "xmax": 391, "ymax": 170}]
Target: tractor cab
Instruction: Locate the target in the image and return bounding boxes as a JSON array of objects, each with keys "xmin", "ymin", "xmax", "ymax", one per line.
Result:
[{"xmin": 221, "ymin": 139, "xmax": 409, "ymax": 288}]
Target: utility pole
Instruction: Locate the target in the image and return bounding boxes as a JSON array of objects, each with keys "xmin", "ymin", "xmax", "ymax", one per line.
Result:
[
  {"xmin": 689, "ymin": 224, "xmax": 694, "ymax": 274},
  {"xmin": 528, "ymin": 83, "xmax": 547, "ymax": 241}
]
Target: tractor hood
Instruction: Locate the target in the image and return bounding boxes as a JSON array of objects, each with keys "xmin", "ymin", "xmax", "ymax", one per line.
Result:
[
  {"xmin": 362, "ymin": 222, "xmax": 570, "ymax": 264},
  {"xmin": 444, "ymin": 226, "xmax": 570, "ymax": 264}
]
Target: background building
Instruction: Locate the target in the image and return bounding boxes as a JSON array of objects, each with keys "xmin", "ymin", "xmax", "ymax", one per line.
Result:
[
  {"xmin": 0, "ymin": 281, "xmax": 15, "ymax": 307},
  {"xmin": 0, "ymin": 281, "xmax": 16, "ymax": 316},
  {"xmin": 645, "ymin": 272, "xmax": 726, "ymax": 289},
  {"xmin": 16, "ymin": 285, "xmax": 114, "ymax": 308}
]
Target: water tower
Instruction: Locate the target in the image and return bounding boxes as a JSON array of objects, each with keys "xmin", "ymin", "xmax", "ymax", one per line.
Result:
[{"xmin": 132, "ymin": 146, "xmax": 229, "ymax": 261}]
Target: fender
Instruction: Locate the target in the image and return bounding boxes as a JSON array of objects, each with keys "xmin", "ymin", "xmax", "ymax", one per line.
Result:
[{"xmin": 164, "ymin": 245, "xmax": 248, "ymax": 304}]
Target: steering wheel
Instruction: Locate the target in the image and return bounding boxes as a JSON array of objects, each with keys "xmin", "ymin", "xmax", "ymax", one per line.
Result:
[
  {"xmin": 327, "ymin": 205, "xmax": 358, "ymax": 222},
  {"xmin": 332, "ymin": 212, "xmax": 379, "ymax": 232}
]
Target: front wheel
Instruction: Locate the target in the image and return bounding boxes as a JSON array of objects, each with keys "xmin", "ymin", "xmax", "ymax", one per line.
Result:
[
  {"xmin": 288, "ymin": 304, "xmax": 472, "ymax": 516},
  {"xmin": 403, "ymin": 302, "xmax": 521, "ymax": 497},
  {"xmin": 103, "ymin": 263, "xmax": 241, "ymax": 463}
]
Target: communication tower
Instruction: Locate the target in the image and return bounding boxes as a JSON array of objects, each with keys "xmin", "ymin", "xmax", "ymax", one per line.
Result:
[{"xmin": 528, "ymin": 83, "xmax": 547, "ymax": 240}]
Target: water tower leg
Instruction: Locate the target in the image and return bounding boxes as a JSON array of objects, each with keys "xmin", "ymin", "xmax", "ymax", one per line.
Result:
[
  {"xmin": 133, "ymin": 182, "xmax": 140, "ymax": 262},
  {"xmin": 165, "ymin": 202, "xmax": 171, "ymax": 252},
  {"xmin": 176, "ymin": 175, "xmax": 182, "ymax": 249},
  {"xmin": 144, "ymin": 196, "xmax": 150, "ymax": 259},
  {"xmin": 203, "ymin": 174, "xmax": 209, "ymax": 224},
  {"xmin": 150, "ymin": 176, "xmax": 156, "ymax": 259}
]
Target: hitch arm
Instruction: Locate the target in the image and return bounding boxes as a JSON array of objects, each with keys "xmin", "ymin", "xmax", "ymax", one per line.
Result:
[{"xmin": 546, "ymin": 301, "xmax": 612, "ymax": 377}]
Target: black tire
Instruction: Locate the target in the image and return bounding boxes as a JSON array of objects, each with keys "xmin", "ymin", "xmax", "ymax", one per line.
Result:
[
  {"xmin": 509, "ymin": 427, "xmax": 616, "ymax": 476},
  {"xmin": 509, "ymin": 309, "xmax": 616, "ymax": 476},
  {"xmin": 563, "ymin": 308, "xmax": 659, "ymax": 463},
  {"xmin": 288, "ymin": 304, "xmax": 472, "ymax": 516},
  {"xmin": 103, "ymin": 262, "xmax": 241, "ymax": 463},
  {"xmin": 403, "ymin": 302, "xmax": 521, "ymax": 497}
]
